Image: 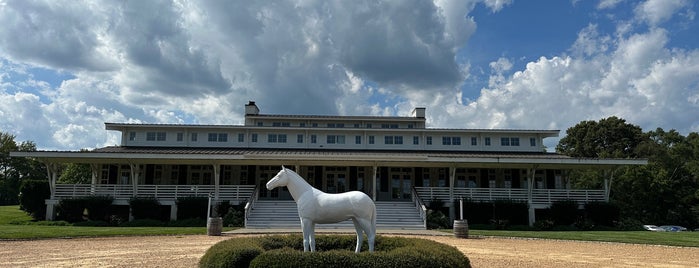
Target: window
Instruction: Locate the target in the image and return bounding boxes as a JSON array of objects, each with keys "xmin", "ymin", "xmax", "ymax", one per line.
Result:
[
  {"xmin": 218, "ymin": 133, "xmax": 227, "ymax": 142},
  {"xmin": 355, "ymin": 135, "xmax": 362, "ymax": 144},
  {"xmin": 297, "ymin": 134, "xmax": 304, "ymax": 143},
  {"xmin": 368, "ymin": 136, "xmax": 375, "ymax": 144},
  {"xmin": 413, "ymin": 136, "xmax": 419, "ymax": 145},
  {"xmin": 530, "ymin": 137, "xmax": 537, "ymax": 146},
  {"xmin": 272, "ymin": 122, "xmax": 290, "ymax": 127},
  {"xmin": 129, "ymin": 132, "xmax": 136, "ymax": 141},
  {"xmin": 312, "ymin": 123, "xmax": 318, "ymax": 127},
  {"xmin": 327, "ymin": 123, "xmax": 344, "ymax": 128},
  {"xmin": 300, "ymin": 123, "xmax": 306, "ymax": 127},
  {"xmin": 408, "ymin": 124, "xmax": 414, "ymax": 129},
  {"xmin": 177, "ymin": 133, "xmax": 184, "ymax": 142},
  {"xmin": 381, "ymin": 124, "xmax": 399, "ymax": 129},
  {"xmin": 146, "ymin": 132, "xmax": 166, "ymax": 141},
  {"xmin": 311, "ymin": 135, "xmax": 317, "ymax": 143},
  {"xmin": 501, "ymin": 137, "xmax": 510, "ymax": 146},
  {"xmin": 366, "ymin": 124, "xmax": 372, "ymax": 128},
  {"xmin": 208, "ymin": 133, "xmax": 218, "ymax": 142},
  {"xmin": 256, "ymin": 122, "xmax": 263, "ymax": 126},
  {"xmin": 426, "ymin": 136, "xmax": 432, "ymax": 145},
  {"xmin": 238, "ymin": 133, "xmax": 245, "ymax": 142},
  {"xmin": 327, "ymin": 135, "xmax": 345, "ymax": 144},
  {"xmin": 267, "ymin": 134, "xmax": 287, "ymax": 143},
  {"xmin": 191, "ymin": 133, "xmax": 198, "ymax": 142},
  {"xmin": 384, "ymin": 136, "xmax": 403, "ymax": 145},
  {"xmin": 354, "ymin": 124, "xmax": 360, "ymax": 128},
  {"xmin": 471, "ymin": 137, "xmax": 477, "ymax": 146},
  {"xmin": 251, "ymin": 134, "xmax": 258, "ymax": 143},
  {"xmin": 511, "ymin": 137, "xmax": 520, "ymax": 146},
  {"xmin": 442, "ymin": 136, "xmax": 461, "ymax": 145},
  {"xmin": 485, "ymin": 137, "xmax": 491, "ymax": 146}
]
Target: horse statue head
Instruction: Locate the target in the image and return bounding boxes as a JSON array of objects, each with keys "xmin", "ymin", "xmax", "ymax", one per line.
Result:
[{"xmin": 266, "ymin": 166, "xmax": 289, "ymax": 190}]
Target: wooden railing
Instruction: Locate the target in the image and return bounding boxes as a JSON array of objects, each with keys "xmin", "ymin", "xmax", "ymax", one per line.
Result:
[
  {"xmin": 244, "ymin": 185, "xmax": 259, "ymax": 227},
  {"xmin": 54, "ymin": 184, "xmax": 255, "ymax": 201},
  {"xmin": 414, "ymin": 187, "xmax": 605, "ymax": 205},
  {"xmin": 410, "ymin": 187, "xmax": 427, "ymax": 228}
]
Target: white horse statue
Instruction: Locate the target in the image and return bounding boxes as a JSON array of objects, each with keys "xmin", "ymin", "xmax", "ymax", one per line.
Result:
[{"xmin": 266, "ymin": 166, "xmax": 376, "ymax": 253}]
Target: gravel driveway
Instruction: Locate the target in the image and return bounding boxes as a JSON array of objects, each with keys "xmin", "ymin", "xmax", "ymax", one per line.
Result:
[{"xmin": 1, "ymin": 234, "xmax": 698, "ymax": 267}]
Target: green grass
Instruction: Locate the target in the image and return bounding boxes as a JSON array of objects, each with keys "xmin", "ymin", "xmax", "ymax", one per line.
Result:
[
  {"xmin": 453, "ymin": 229, "xmax": 699, "ymax": 248},
  {"xmin": 0, "ymin": 205, "xmax": 232, "ymax": 240}
]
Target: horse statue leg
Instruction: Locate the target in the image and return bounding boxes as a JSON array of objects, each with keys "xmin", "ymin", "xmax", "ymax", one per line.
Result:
[
  {"xmin": 351, "ymin": 218, "xmax": 364, "ymax": 253},
  {"xmin": 301, "ymin": 218, "xmax": 317, "ymax": 252}
]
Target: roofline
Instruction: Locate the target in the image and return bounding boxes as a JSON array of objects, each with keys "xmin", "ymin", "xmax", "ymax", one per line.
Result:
[{"xmin": 10, "ymin": 150, "xmax": 647, "ymax": 168}]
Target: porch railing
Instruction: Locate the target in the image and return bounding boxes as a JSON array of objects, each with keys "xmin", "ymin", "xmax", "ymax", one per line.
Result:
[
  {"xmin": 410, "ymin": 187, "xmax": 427, "ymax": 228},
  {"xmin": 414, "ymin": 187, "xmax": 605, "ymax": 205},
  {"xmin": 54, "ymin": 184, "xmax": 255, "ymax": 201},
  {"xmin": 244, "ymin": 185, "xmax": 259, "ymax": 228}
]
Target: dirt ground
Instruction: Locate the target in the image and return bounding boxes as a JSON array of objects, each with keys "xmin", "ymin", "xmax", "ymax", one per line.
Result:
[{"xmin": 1, "ymin": 234, "xmax": 698, "ymax": 268}]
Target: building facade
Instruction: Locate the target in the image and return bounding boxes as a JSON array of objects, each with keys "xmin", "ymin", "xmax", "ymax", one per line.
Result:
[{"xmin": 12, "ymin": 101, "xmax": 646, "ymax": 226}]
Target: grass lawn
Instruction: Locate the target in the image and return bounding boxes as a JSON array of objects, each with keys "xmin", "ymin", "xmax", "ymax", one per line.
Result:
[{"xmin": 0, "ymin": 205, "xmax": 233, "ymax": 240}]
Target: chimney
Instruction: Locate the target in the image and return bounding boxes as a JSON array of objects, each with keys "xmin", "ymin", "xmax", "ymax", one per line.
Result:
[
  {"xmin": 245, "ymin": 101, "xmax": 260, "ymax": 115},
  {"xmin": 411, "ymin": 107, "xmax": 425, "ymax": 118}
]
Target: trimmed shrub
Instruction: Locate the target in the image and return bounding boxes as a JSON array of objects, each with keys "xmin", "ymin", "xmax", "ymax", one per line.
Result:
[
  {"xmin": 129, "ymin": 197, "xmax": 161, "ymax": 220},
  {"xmin": 492, "ymin": 199, "xmax": 529, "ymax": 226},
  {"xmin": 120, "ymin": 219, "xmax": 167, "ymax": 227},
  {"xmin": 18, "ymin": 180, "xmax": 51, "ymax": 220},
  {"xmin": 176, "ymin": 196, "xmax": 208, "ymax": 220},
  {"xmin": 426, "ymin": 209, "xmax": 451, "ymax": 229},
  {"xmin": 460, "ymin": 200, "xmax": 493, "ymax": 224},
  {"xmin": 217, "ymin": 202, "xmax": 245, "ymax": 227},
  {"xmin": 584, "ymin": 201, "xmax": 620, "ymax": 227},
  {"xmin": 56, "ymin": 196, "xmax": 114, "ymax": 222},
  {"xmin": 549, "ymin": 199, "xmax": 580, "ymax": 226},
  {"xmin": 200, "ymin": 235, "xmax": 471, "ymax": 268}
]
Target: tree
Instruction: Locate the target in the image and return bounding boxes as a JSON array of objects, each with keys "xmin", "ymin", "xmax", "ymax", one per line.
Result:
[
  {"xmin": 59, "ymin": 163, "xmax": 91, "ymax": 184},
  {"xmin": 556, "ymin": 116, "xmax": 646, "ymax": 158},
  {"xmin": 0, "ymin": 132, "xmax": 44, "ymax": 205}
]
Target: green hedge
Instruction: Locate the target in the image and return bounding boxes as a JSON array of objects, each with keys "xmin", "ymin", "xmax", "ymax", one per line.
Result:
[
  {"xmin": 176, "ymin": 196, "xmax": 208, "ymax": 220},
  {"xmin": 199, "ymin": 235, "xmax": 470, "ymax": 268},
  {"xmin": 18, "ymin": 180, "xmax": 51, "ymax": 220},
  {"xmin": 56, "ymin": 196, "xmax": 114, "ymax": 222},
  {"xmin": 129, "ymin": 197, "xmax": 162, "ymax": 220},
  {"xmin": 584, "ymin": 201, "xmax": 619, "ymax": 227},
  {"xmin": 549, "ymin": 199, "xmax": 581, "ymax": 225}
]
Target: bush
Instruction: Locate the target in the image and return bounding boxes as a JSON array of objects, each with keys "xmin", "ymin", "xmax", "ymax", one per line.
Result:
[
  {"xmin": 168, "ymin": 218, "xmax": 206, "ymax": 227},
  {"xmin": 200, "ymin": 235, "xmax": 470, "ymax": 268},
  {"xmin": 584, "ymin": 201, "xmax": 620, "ymax": 227},
  {"xmin": 220, "ymin": 204, "xmax": 245, "ymax": 227},
  {"xmin": 176, "ymin": 196, "xmax": 208, "ymax": 220},
  {"xmin": 18, "ymin": 180, "xmax": 51, "ymax": 220},
  {"xmin": 426, "ymin": 210, "xmax": 451, "ymax": 229},
  {"xmin": 460, "ymin": 200, "xmax": 493, "ymax": 224},
  {"xmin": 56, "ymin": 196, "xmax": 114, "ymax": 223},
  {"xmin": 549, "ymin": 199, "xmax": 580, "ymax": 226},
  {"xmin": 119, "ymin": 219, "xmax": 167, "ymax": 227},
  {"xmin": 492, "ymin": 199, "xmax": 529, "ymax": 226},
  {"xmin": 129, "ymin": 197, "xmax": 161, "ymax": 220}
]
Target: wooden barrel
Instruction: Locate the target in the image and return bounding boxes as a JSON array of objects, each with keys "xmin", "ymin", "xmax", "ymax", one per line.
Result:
[
  {"xmin": 207, "ymin": 217, "xmax": 223, "ymax": 236},
  {"xmin": 453, "ymin": 219, "xmax": 469, "ymax": 239}
]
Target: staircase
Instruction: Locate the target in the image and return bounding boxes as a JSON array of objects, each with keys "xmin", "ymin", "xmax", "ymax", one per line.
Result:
[{"xmin": 245, "ymin": 200, "xmax": 425, "ymax": 230}]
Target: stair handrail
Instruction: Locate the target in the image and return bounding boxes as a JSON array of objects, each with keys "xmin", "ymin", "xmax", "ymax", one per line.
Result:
[
  {"xmin": 244, "ymin": 185, "xmax": 260, "ymax": 228},
  {"xmin": 411, "ymin": 187, "xmax": 428, "ymax": 229}
]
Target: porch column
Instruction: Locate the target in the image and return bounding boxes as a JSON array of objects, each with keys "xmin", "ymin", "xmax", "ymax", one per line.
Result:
[
  {"xmin": 448, "ymin": 166, "xmax": 456, "ymax": 220},
  {"xmin": 527, "ymin": 167, "xmax": 536, "ymax": 226},
  {"xmin": 604, "ymin": 169, "xmax": 614, "ymax": 202},
  {"xmin": 130, "ymin": 164, "xmax": 141, "ymax": 197},
  {"xmin": 90, "ymin": 164, "xmax": 99, "ymax": 194},
  {"xmin": 372, "ymin": 165, "xmax": 378, "ymax": 201},
  {"xmin": 213, "ymin": 164, "xmax": 220, "ymax": 199},
  {"xmin": 44, "ymin": 162, "xmax": 60, "ymax": 220}
]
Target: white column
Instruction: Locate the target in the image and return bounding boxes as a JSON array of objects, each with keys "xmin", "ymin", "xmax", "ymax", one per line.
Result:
[
  {"xmin": 449, "ymin": 166, "xmax": 456, "ymax": 220},
  {"xmin": 90, "ymin": 164, "xmax": 99, "ymax": 194},
  {"xmin": 213, "ymin": 164, "xmax": 220, "ymax": 199},
  {"xmin": 372, "ymin": 165, "xmax": 378, "ymax": 201},
  {"xmin": 604, "ymin": 169, "xmax": 614, "ymax": 202},
  {"xmin": 130, "ymin": 164, "xmax": 141, "ymax": 197},
  {"xmin": 44, "ymin": 162, "xmax": 59, "ymax": 220},
  {"xmin": 527, "ymin": 167, "xmax": 536, "ymax": 226}
]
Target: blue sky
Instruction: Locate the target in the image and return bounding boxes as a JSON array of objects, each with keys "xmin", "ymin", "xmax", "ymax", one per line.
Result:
[{"xmin": 1, "ymin": 0, "xmax": 698, "ymax": 151}]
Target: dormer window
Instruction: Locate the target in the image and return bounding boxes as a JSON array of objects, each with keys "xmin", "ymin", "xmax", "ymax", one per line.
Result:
[{"xmin": 146, "ymin": 132, "xmax": 166, "ymax": 141}]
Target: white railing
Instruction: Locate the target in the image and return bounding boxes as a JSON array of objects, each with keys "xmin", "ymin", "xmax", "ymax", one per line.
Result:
[
  {"xmin": 54, "ymin": 184, "xmax": 255, "ymax": 201},
  {"xmin": 244, "ymin": 185, "xmax": 259, "ymax": 227},
  {"xmin": 414, "ymin": 187, "xmax": 605, "ymax": 205},
  {"xmin": 411, "ymin": 187, "xmax": 427, "ymax": 229}
]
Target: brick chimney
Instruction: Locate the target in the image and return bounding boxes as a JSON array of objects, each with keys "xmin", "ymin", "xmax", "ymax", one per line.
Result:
[{"xmin": 245, "ymin": 101, "xmax": 260, "ymax": 115}]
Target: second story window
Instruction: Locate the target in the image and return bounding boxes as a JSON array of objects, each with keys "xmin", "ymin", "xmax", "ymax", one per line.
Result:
[
  {"xmin": 485, "ymin": 137, "xmax": 491, "ymax": 146},
  {"xmin": 177, "ymin": 133, "xmax": 184, "ymax": 142},
  {"xmin": 327, "ymin": 135, "xmax": 345, "ymax": 144},
  {"xmin": 443, "ymin": 136, "xmax": 461, "ymax": 145},
  {"xmin": 355, "ymin": 135, "xmax": 362, "ymax": 144},
  {"xmin": 369, "ymin": 136, "xmax": 375, "ymax": 144},
  {"xmin": 297, "ymin": 134, "xmax": 304, "ymax": 143},
  {"xmin": 413, "ymin": 136, "xmax": 419, "ymax": 145},
  {"xmin": 384, "ymin": 136, "xmax": 403, "ymax": 145},
  {"xmin": 471, "ymin": 137, "xmax": 477, "ymax": 146},
  {"xmin": 251, "ymin": 133, "xmax": 258, "ymax": 142},
  {"xmin": 129, "ymin": 132, "xmax": 136, "ymax": 141},
  {"xmin": 267, "ymin": 134, "xmax": 287, "ymax": 143},
  {"xmin": 238, "ymin": 133, "xmax": 245, "ymax": 142},
  {"xmin": 530, "ymin": 137, "xmax": 537, "ymax": 146},
  {"xmin": 426, "ymin": 136, "xmax": 432, "ymax": 145},
  {"xmin": 191, "ymin": 133, "xmax": 198, "ymax": 142},
  {"xmin": 311, "ymin": 135, "xmax": 317, "ymax": 143},
  {"xmin": 501, "ymin": 137, "xmax": 520, "ymax": 146},
  {"xmin": 146, "ymin": 132, "xmax": 166, "ymax": 141},
  {"xmin": 208, "ymin": 133, "xmax": 228, "ymax": 142}
]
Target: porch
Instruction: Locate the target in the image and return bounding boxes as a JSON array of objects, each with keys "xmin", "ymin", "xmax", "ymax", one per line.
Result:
[{"xmin": 415, "ymin": 187, "xmax": 607, "ymax": 206}]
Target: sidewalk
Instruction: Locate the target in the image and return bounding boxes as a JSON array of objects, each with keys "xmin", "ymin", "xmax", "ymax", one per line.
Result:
[{"xmin": 225, "ymin": 228, "xmax": 450, "ymax": 236}]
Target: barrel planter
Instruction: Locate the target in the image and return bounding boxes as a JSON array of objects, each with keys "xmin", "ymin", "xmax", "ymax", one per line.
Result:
[
  {"xmin": 453, "ymin": 219, "xmax": 469, "ymax": 239},
  {"xmin": 207, "ymin": 217, "xmax": 223, "ymax": 236}
]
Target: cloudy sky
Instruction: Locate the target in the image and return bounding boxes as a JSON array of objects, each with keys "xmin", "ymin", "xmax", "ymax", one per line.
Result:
[{"xmin": 1, "ymin": 0, "xmax": 698, "ymax": 151}]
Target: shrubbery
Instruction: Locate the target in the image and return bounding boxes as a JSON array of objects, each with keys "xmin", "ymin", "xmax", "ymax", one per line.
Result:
[
  {"xmin": 199, "ymin": 235, "xmax": 470, "ymax": 268},
  {"xmin": 176, "ymin": 196, "xmax": 208, "ymax": 220},
  {"xmin": 56, "ymin": 196, "xmax": 114, "ymax": 222},
  {"xmin": 129, "ymin": 197, "xmax": 162, "ymax": 220},
  {"xmin": 18, "ymin": 180, "xmax": 51, "ymax": 220}
]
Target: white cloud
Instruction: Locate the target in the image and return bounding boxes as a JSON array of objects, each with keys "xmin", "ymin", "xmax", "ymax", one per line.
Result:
[{"xmin": 634, "ymin": 0, "xmax": 690, "ymax": 26}]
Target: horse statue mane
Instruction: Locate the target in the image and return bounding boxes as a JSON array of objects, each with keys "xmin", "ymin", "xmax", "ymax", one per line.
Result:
[{"xmin": 266, "ymin": 166, "xmax": 376, "ymax": 253}]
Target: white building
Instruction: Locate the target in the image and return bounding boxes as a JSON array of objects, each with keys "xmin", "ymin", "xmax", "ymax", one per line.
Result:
[{"xmin": 12, "ymin": 101, "xmax": 646, "ymax": 227}]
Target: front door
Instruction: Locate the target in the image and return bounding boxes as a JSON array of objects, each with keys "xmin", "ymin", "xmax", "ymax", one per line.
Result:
[
  {"xmin": 258, "ymin": 166, "xmax": 292, "ymax": 200},
  {"xmin": 324, "ymin": 167, "xmax": 348, "ymax": 193}
]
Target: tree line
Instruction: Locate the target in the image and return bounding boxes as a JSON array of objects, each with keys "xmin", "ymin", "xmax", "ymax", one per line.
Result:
[{"xmin": 557, "ymin": 116, "xmax": 699, "ymax": 228}]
